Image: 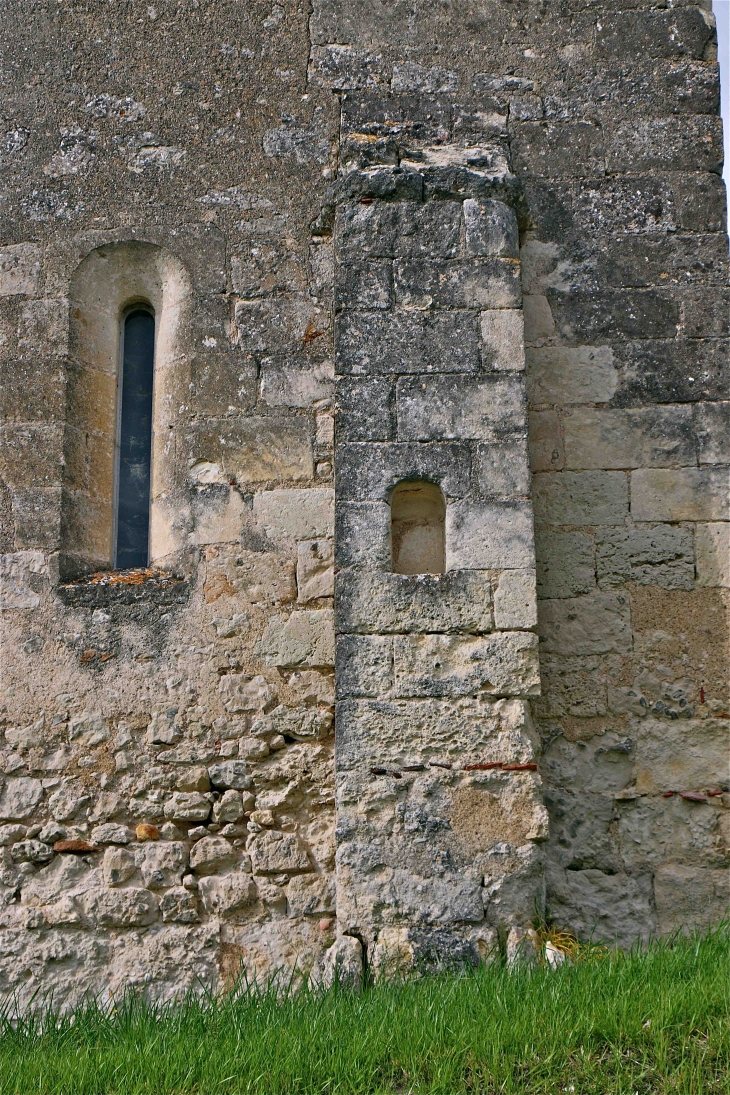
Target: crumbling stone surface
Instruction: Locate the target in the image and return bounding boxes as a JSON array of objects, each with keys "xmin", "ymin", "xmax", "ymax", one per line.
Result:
[{"xmin": 0, "ymin": 0, "xmax": 726, "ymax": 1007}]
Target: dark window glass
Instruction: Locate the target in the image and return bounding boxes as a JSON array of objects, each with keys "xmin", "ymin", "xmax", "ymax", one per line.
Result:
[{"xmin": 115, "ymin": 309, "xmax": 154, "ymax": 568}]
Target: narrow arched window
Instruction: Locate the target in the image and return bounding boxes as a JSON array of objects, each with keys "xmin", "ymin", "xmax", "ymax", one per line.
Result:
[
  {"xmin": 114, "ymin": 307, "xmax": 155, "ymax": 568},
  {"xmin": 390, "ymin": 480, "xmax": 446, "ymax": 575}
]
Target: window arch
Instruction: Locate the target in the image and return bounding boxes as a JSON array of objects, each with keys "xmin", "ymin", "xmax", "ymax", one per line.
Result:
[
  {"xmin": 114, "ymin": 306, "xmax": 155, "ymax": 568},
  {"xmin": 390, "ymin": 480, "xmax": 446, "ymax": 575}
]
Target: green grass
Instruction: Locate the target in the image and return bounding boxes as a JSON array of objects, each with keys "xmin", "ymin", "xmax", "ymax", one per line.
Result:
[{"xmin": 0, "ymin": 928, "xmax": 728, "ymax": 1094}]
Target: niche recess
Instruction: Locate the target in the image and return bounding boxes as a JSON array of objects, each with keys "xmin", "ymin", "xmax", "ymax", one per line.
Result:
[
  {"xmin": 390, "ymin": 480, "xmax": 446, "ymax": 575},
  {"xmin": 62, "ymin": 241, "xmax": 191, "ymax": 577}
]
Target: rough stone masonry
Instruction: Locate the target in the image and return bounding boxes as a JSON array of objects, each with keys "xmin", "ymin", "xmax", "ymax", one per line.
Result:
[{"xmin": 0, "ymin": 0, "xmax": 728, "ymax": 1009}]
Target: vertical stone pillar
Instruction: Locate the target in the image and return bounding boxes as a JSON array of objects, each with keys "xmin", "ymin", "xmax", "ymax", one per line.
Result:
[{"xmin": 333, "ymin": 150, "xmax": 547, "ymax": 974}]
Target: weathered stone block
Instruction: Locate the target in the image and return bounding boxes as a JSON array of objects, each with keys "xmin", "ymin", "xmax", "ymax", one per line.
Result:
[
  {"xmin": 335, "ymin": 634, "xmax": 394, "ymax": 698},
  {"xmin": 251, "ymin": 705, "xmax": 332, "ymax": 742},
  {"xmin": 396, "ymin": 374, "xmax": 526, "ymax": 443},
  {"xmin": 463, "ymin": 199, "xmax": 518, "ymax": 258},
  {"xmin": 249, "ymin": 831, "xmax": 311, "ymax": 873},
  {"xmin": 474, "ymin": 442, "xmax": 531, "ymax": 498},
  {"xmin": 140, "ymin": 842, "xmax": 188, "ymax": 890},
  {"xmin": 395, "ymin": 201, "xmax": 462, "ymax": 259},
  {"xmin": 493, "ymin": 570, "xmax": 537, "ymax": 630},
  {"xmin": 335, "ymin": 502, "xmax": 391, "ymax": 570},
  {"xmin": 563, "ymin": 406, "xmax": 695, "ymax": 470},
  {"xmin": 606, "ymin": 117, "xmax": 723, "ymax": 175},
  {"xmin": 335, "ymin": 202, "xmax": 400, "ymax": 260},
  {"xmin": 634, "ymin": 717, "xmax": 730, "ymax": 794},
  {"xmin": 253, "ymin": 489, "xmax": 334, "ymax": 542},
  {"xmin": 207, "ymin": 762, "xmax": 252, "ymax": 791},
  {"xmin": 526, "ymin": 345, "xmax": 618, "ymax": 405},
  {"xmin": 189, "ymin": 836, "xmax": 237, "ymax": 876},
  {"xmin": 393, "ymin": 632, "xmax": 540, "ymax": 698},
  {"xmin": 198, "ymin": 873, "xmax": 257, "ymax": 918},
  {"xmin": 654, "ymin": 865, "xmax": 730, "ymax": 935},
  {"xmin": 596, "ymin": 525, "xmax": 694, "ymax": 590},
  {"xmin": 297, "ymin": 540, "xmax": 334, "ymax": 602},
  {"xmin": 160, "ymin": 887, "xmax": 199, "ymax": 923},
  {"xmin": 82, "ymin": 888, "xmax": 159, "ymax": 928},
  {"xmin": 0, "ymin": 245, "xmax": 41, "ymax": 296},
  {"xmin": 528, "ymin": 410, "xmax": 564, "ymax": 474},
  {"xmin": 631, "ymin": 468, "xmax": 730, "ymax": 522},
  {"xmin": 337, "ymin": 442, "xmax": 472, "ymax": 501},
  {"xmin": 0, "ymin": 778, "xmax": 43, "ymax": 822},
  {"xmin": 336, "ymin": 570, "xmax": 493, "ymax": 634},
  {"xmin": 336, "ymin": 377, "xmax": 395, "ymax": 443},
  {"xmin": 446, "ymin": 501, "xmax": 535, "ymax": 570},
  {"xmin": 335, "ymin": 261, "xmax": 393, "ymax": 310},
  {"xmin": 694, "ymin": 401, "xmax": 730, "ymax": 466},
  {"xmin": 480, "ymin": 310, "xmax": 525, "ymax": 372},
  {"xmin": 163, "ymin": 794, "xmax": 211, "ymax": 823},
  {"xmin": 546, "ymin": 866, "xmax": 655, "ymax": 946},
  {"xmin": 188, "ymin": 419, "xmax": 313, "ymax": 484},
  {"xmin": 533, "ymin": 471, "xmax": 629, "ymax": 526},
  {"xmin": 286, "ymin": 873, "xmax": 336, "ymax": 917},
  {"xmin": 539, "ymin": 592, "xmax": 632, "ymax": 655},
  {"xmin": 258, "ymin": 609, "xmax": 335, "ymax": 668},
  {"xmin": 235, "ymin": 297, "xmax": 330, "ymax": 355},
  {"xmin": 259, "ymin": 357, "xmax": 333, "ymax": 408},
  {"xmin": 336, "ymin": 310, "xmax": 480, "ymax": 375},
  {"xmin": 394, "ymin": 259, "xmax": 521, "ymax": 310},
  {"xmin": 511, "ymin": 120, "xmax": 605, "ymax": 179},
  {"xmin": 696, "ymin": 523, "xmax": 730, "ymax": 588}
]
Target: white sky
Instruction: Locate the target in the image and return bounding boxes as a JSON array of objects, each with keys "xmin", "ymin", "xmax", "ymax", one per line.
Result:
[{"xmin": 712, "ymin": 0, "xmax": 730, "ymax": 220}]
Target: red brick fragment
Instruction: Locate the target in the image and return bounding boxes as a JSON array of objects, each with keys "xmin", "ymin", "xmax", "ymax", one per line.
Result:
[{"xmin": 54, "ymin": 839, "xmax": 98, "ymax": 853}]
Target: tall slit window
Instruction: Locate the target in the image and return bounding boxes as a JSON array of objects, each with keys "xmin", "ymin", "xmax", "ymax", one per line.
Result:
[
  {"xmin": 391, "ymin": 480, "xmax": 446, "ymax": 575},
  {"xmin": 115, "ymin": 307, "xmax": 155, "ymax": 568}
]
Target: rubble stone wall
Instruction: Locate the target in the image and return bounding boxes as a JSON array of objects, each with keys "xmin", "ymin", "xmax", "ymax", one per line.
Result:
[{"xmin": 0, "ymin": 0, "xmax": 727, "ymax": 1008}]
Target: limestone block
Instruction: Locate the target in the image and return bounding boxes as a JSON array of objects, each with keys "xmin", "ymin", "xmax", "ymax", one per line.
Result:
[
  {"xmin": 335, "ymin": 260, "xmax": 393, "ymax": 310},
  {"xmin": 526, "ymin": 345, "xmax": 617, "ymax": 405},
  {"xmin": 654, "ymin": 864, "xmax": 730, "ymax": 935},
  {"xmin": 596, "ymin": 524, "xmax": 694, "ymax": 590},
  {"xmin": 257, "ymin": 609, "xmax": 335, "ymax": 669},
  {"xmin": 189, "ymin": 836, "xmax": 237, "ymax": 876},
  {"xmin": 160, "ymin": 887, "xmax": 199, "ymax": 923},
  {"xmin": 634, "ymin": 717, "xmax": 730, "ymax": 794},
  {"xmin": 446, "ymin": 501, "xmax": 535, "ymax": 570},
  {"xmin": 68, "ymin": 711, "xmax": 109, "ymax": 747},
  {"xmin": 286, "ymin": 873, "xmax": 336, "ymax": 917},
  {"xmin": 0, "ymin": 825, "xmax": 27, "ymax": 845},
  {"xmin": 336, "ymin": 377, "xmax": 395, "ymax": 443},
  {"xmin": 337, "ymin": 442, "xmax": 471, "ymax": 502},
  {"xmin": 335, "ymin": 502, "xmax": 391, "ymax": 570},
  {"xmin": 464, "ymin": 199, "xmax": 518, "ymax": 258},
  {"xmin": 522, "ymin": 295, "xmax": 555, "ymax": 341},
  {"xmin": 82, "ymin": 888, "xmax": 159, "ymax": 928},
  {"xmin": 163, "ymin": 793, "xmax": 212, "ymax": 823},
  {"xmin": 528, "ymin": 410, "xmax": 564, "ymax": 473},
  {"xmin": 191, "ymin": 486, "xmax": 245, "ymax": 546},
  {"xmin": 313, "ymin": 935, "xmax": 363, "ymax": 991},
  {"xmin": 392, "ymin": 61, "xmax": 457, "ymax": 92},
  {"xmin": 533, "ymin": 471, "xmax": 629, "ymax": 526},
  {"xmin": 140, "ymin": 842, "xmax": 188, "ymax": 890},
  {"xmin": 157, "ymin": 744, "xmax": 217, "ymax": 765},
  {"xmin": 474, "ymin": 441, "xmax": 531, "ymax": 497},
  {"xmin": 393, "ymin": 632, "xmax": 540, "ymax": 698},
  {"xmin": 335, "ymin": 201, "xmax": 399, "ymax": 261},
  {"xmin": 198, "ymin": 872, "xmax": 258, "ymax": 918},
  {"xmin": 249, "ymin": 831, "xmax": 311, "ymax": 873},
  {"xmin": 631, "ymin": 468, "xmax": 730, "ymax": 522},
  {"xmin": 694, "ymin": 401, "xmax": 730, "ymax": 466},
  {"xmin": 5, "ymin": 718, "xmax": 43, "ymax": 753},
  {"xmin": 335, "ymin": 571, "xmax": 493, "ymax": 635},
  {"xmin": 91, "ymin": 824, "xmax": 131, "ymax": 845},
  {"xmin": 546, "ymin": 866, "xmax": 656, "ymax": 945},
  {"xmin": 542, "ymin": 788, "xmax": 619, "ymax": 873},
  {"xmin": 335, "ymin": 310, "xmax": 480, "ymax": 376},
  {"xmin": 335, "ymin": 635, "xmax": 394, "ymax": 698},
  {"xmin": 234, "ymin": 297, "xmax": 330, "ymax": 356},
  {"xmin": 260, "ymin": 357, "xmax": 334, "ymax": 409},
  {"xmin": 19, "ymin": 854, "xmax": 91, "ymax": 908},
  {"xmin": 0, "ymin": 778, "xmax": 43, "ymax": 822},
  {"xmin": 207, "ymin": 762, "xmax": 252, "ymax": 791},
  {"xmin": 535, "ymin": 529, "xmax": 595, "ymax": 599},
  {"xmin": 0, "ymin": 551, "xmax": 46, "ymax": 610},
  {"xmin": 493, "ymin": 570, "xmax": 538, "ymax": 630},
  {"xmin": 102, "ymin": 847, "xmax": 136, "ymax": 887},
  {"xmin": 394, "ymin": 201, "xmax": 462, "ymax": 259},
  {"xmin": 616, "ymin": 796, "xmax": 719, "ymax": 873},
  {"xmin": 537, "ymin": 655, "xmax": 608, "ymax": 718},
  {"xmin": 542, "ymin": 734, "xmax": 634, "ymax": 794},
  {"xmin": 394, "ymin": 258, "xmax": 521, "ymax": 311},
  {"xmin": 539, "ymin": 592, "xmax": 632, "ymax": 655},
  {"xmin": 396, "ymin": 374, "xmax": 526, "ymax": 443},
  {"xmin": 0, "ymin": 245, "xmax": 41, "ymax": 296},
  {"xmin": 10, "ymin": 840, "xmax": 53, "ymax": 864},
  {"xmin": 563, "ymin": 406, "xmax": 695, "ymax": 470},
  {"xmin": 188, "ymin": 419, "xmax": 313, "ymax": 484},
  {"xmin": 218, "ymin": 675, "xmax": 275, "ymax": 718},
  {"xmin": 696, "ymin": 523, "xmax": 730, "ymax": 588},
  {"xmin": 250, "ymin": 705, "xmax": 332, "ymax": 742},
  {"xmin": 480, "ymin": 310, "xmax": 525, "ymax": 372},
  {"xmin": 253, "ymin": 489, "xmax": 334, "ymax": 542},
  {"xmin": 297, "ymin": 540, "xmax": 334, "ymax": 602},
  {"xmin": 214, "ymin": 790, "xmax": 246, "ymax": 824}
]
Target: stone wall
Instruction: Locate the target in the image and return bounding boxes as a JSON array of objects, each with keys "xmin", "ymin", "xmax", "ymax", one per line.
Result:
[{"xmin": 0, "ymin": 0, "xmax": 727, "ymax": 1008}]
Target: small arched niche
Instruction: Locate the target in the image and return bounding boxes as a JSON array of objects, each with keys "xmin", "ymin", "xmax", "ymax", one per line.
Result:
[
  {"xmin": 390, "ymin": 480, "xmax": 446, "ymax": 575},
  {"xmin": 62, "ymin": 241, "xmax": 191, "ymax": 577}
]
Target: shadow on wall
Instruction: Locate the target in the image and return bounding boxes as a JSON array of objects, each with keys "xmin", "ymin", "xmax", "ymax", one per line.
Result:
[
  {"xmin": 61, "ymin": 241, "xmax": 192, "ymax": 578},
  {"xmin": 390, "ymin": 480, "xmax": 446, "ymax": 575}
]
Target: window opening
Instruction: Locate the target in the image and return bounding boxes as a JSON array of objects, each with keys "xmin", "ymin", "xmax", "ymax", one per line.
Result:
[
  {"xmin": 390, "ymin": 480, "xmax": 446, "ymax": 575},
  {"xmin": 114, "ymin": 307, "xmax": 155, "ymax": 568}
]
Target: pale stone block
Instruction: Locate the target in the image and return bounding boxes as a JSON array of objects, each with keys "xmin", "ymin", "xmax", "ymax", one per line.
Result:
[
  {"xmin": 257, "ymin": 608, "xmax": 335, "ymax": 668},
  {"xmin": 253, "ymin": 488, "xmax": 334, "ymax": 542},
  {"xmin": 522, "ymin": 294, "xmax": 555, "ymax": 341},
  {"xmin": 198, "ymin": 872, "xmax": 257, "ymax": 917},
  {"xmin": 563, "ymin": 406, "xmax": 695, "ymax": 470},
  {"xmin": 249, "ymin": 830, "xmax": 310, "ymax": 873},
  {"xmin": 0, "ymin": 551, "xmax": 46, "ymax": 610},
  {"xmin": 634, "ymin": 717, "xmax": 730, "ymax": 794},
  {"xmin": 694, "ymin": 401, "xmax": 730, "ymax": 466},
  {"xmin": 480, "ymin": 310, "xmax": 525, "ymax": 371},
  {"xmin": 535, "ymin": 529, "xmax": 595, "ymax": 599},
  {"xmin": 493, "ymin": 569, "xmax": 538, "ymax": 630},
  {"xmin": 139, "ymin": 842, "xmax": 188, "ymax": 890},
  {"xmin": 396, "ymin": 374, "xmax": 527, "ymax": 443},
  {"xmin": 335, "ymin": 570, "xmax": 493, "ymax": 635},
  {"xmin": 533, "ymin": 471, "xmax": 628, "ymax": 526},
  {"xmin": 539, "ymin": 592, "xmax": 632, "ymax": 654},
  {"xmin": 474, "ymin": 441, "xmax": 531, "ymax": 496},
  {"xmin": 446, "ymin": 501, "xmax": 535, "ymax": 569},
  {"xmin": 335, "ymin": 634, "xmax": 393, "ymax": 698},
  {"xmin": 163, "ymin": 793, "xmax": 212, "ymax": 823},
  {"xmin": 191, "ymin": 486, "xmax": 245, "ymax": 545},
  {"xmin": 189, "ymin": 836, "xmax": 237, "ymax": 876},
  {"xmin": 0, "ymin": 778, "xmax": 43, "ymax": 822},
  {"xmin": 596, "ymin": 524, "xmax": 695, "ymax": 590},
  {"xmin": 393, "ymin": 631, "xmax": 540, "ymax": 698},
  {"xmin": 631, "ymin": 468, "xmax": 730, "ymax": 522},
  {"xmin": 0, "ymin": 244, "xmax": 41, "ymax": 296},
  {"xmin": 260, "ymin": 358, "xmax": 334, "ymax": 408},
  {"xmin": 654, "ymin": 864, "xmax": 730, "ymax": 935},
  {"xmin": 81, "ymin": 888, "xmax": 160, "ymax": 928},
  {"xmin": 529, "ymin": 409, "xmax": 564, "ymax": 472},
  {"xmin": 696, "ymin": 523, "xmax": 730, "ymax": 587},
  {"xmin": 297, "ymin": 539, "xmax": 334, "ymax": 602},
  {"xmin": 525, "ymin": 345, "xmax": 617, "ymax": 405}
]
